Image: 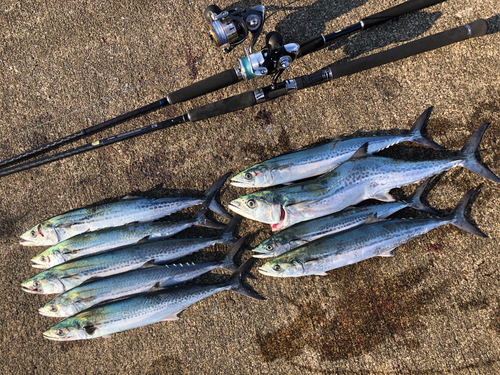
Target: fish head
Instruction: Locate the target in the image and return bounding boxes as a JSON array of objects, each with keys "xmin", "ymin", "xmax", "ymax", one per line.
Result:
[
  {"xmin": 21, "ymin": 273, "xmax": 65, "ymax": 294},
  {"xmin": 43, "ymin": 319, "xmax": 89, "ymax": 341},
  {"xmin": 259, "ymin": 255, "xmax": 305, "ymax": 277},
  {"xmin": 39, "ymin": 299, "xmax": 78, "ymax": 318},
  {"xmin": 252, "ymin": 237, "xmax": 290, "ymax": 258},
  {"xmin": 20, "ymin": 222, "xmax": 59, "ymax": 246},
  {"xmin": 228, "ymin": 192, "xmax": 282, "ymax": 224},
  {"xmin": 230, "ymin": 165, "xmax": 274, "ymax": 188},
  {"xmin": 31, "ymin": 248, "xmax": 66, "ymax": 269}
]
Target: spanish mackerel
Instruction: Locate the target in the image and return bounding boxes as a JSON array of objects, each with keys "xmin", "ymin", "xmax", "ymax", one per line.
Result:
[
  {"xmin": 22, "ymin": 217, "xmax": 241, "ymax": 294},
  {"xmin": 252, "ymin": 178, "xmax": 436, "ymax": 258},
  {"xmin": 230, "ymin": 107, "xmax": 442, "ymax": 188},
  {"xmin": 20, "ymin": 172, "xmax": 231, "ymax": 246},
  {"xmin": 230, "ymin": 121, "xmax": 499, "ymax": 231},
  {"xmin": 42, "ymin": 257, "xmax": 263, "ymax": 341},
  {"xmin": 39, "ymin": 236, "xmax": 244, "ymax": 318},
  {"xmin": 31, "ymin": 187, "xmax": 226, "ymax": 269},
  {"xmin": 259, "ymin": 187, "xmax": 486, "ymax": 277}
]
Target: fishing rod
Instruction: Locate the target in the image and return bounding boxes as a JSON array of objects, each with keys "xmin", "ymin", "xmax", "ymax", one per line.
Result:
[
  {"xmin": 0, "ymin": 19, "xmax": 486, "ymax": 179},
  {"xmin": 0, "ymin": 0, "xmax": 444, "ymax": 169}
]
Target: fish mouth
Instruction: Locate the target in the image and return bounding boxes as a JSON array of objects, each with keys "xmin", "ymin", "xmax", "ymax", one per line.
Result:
[
  {"xmin": 21, "ymin": 284, "xmax": 44, "ymax": 294},
  {"xmin": 229, "ymin": 179, "xmax": 251, "ymax": 188},
  {"xmin": 227, "ymin": 202, "xmax": 256, "ymax": 221},
  {"xmin": 42, "ymin": 331, "xmax": 70, "ymax": 341},
  {"xmin": 258, "ymin": 267, "xmax": 281, "ymax": 277},
  {"xmin": 19, "ymin": 239, "xmax": 40, "ymax": 246},
  {"xmin": 31, "ymin": 259, "xmax": 50, "ymax": 269},
  {"xmin": 252, "ymin": 252, "xmax": 273, "ymax": 259}
]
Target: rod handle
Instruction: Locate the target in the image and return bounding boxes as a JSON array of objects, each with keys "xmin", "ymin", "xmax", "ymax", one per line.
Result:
[
  {"xmin": 167, "ymin": 69, "xmax": 240, "ymax": 104},
  {"xmin": 187, "ymin": 91, "xmax": 256, "ymax": 122},
  {"xmin": 361, "ymin": 0, "xmax": 445, "ymax": 29},
  {"xmin": 331, "ymin": 19, "xmax": 487, "ymax": 79}
]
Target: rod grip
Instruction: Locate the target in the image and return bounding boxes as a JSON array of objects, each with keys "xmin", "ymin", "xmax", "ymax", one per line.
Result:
[
  {"xmin": 167, "ymin": 69, "xmax": 240, "ymax": 104},
  {"xmin": 361, "ymin": 0, "xmax": 445, "ymax": 29},
  {"xmin": 331, "ymin": 19, "xmax": 487, "ymax": 79},
  {"xmin": 187, "ymin": 91, "xmax": 256, "ymax": 122}
]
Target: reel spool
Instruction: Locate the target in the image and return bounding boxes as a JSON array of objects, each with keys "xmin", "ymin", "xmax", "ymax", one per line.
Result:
[{"xmin": 204, "ymin": 5, "xmax": 265, "ymax": 53}]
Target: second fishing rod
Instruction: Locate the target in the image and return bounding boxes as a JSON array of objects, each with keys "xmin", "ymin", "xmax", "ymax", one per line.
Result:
[
  {"xmin": 0, "ymin": 18, "xmax": 487, "ymax": 179},
  {"xmin": 0, "ymin": 0, "xmax": 445, "ymax": 169}
]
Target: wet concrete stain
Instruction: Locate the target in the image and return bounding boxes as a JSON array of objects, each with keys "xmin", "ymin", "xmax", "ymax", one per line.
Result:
[
  {"xmin": 256, "ymin": 261, "xmax": 453, "ymax": 363},
  {"xmin": 254, "ymin": 109, "xmax": 273, "ymax": 126},
  {"xmin": 241, "ymin": 126, "xmax": 292, "ymax": 161},
  {"xmin": 146, "ymin": 355, "xmax": 189, "ymax": 375},
  {"xmin": 490, "ymin": 299, "xmax": 500, "ymax": 335}
]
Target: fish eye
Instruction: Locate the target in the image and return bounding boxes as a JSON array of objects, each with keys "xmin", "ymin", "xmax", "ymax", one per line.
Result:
[
  {"xmin": 49, "ymin": 305, "xmax": 57, "ymax": 312},
  {"xmin": 247, "ymin": 199, "xmax": 256, "ymax": 208},
  {"xmin": 272, "ymin": 264, "xmax": 281, "ymax": 271},
  {"xmin": 244, "ymin": 172, "xmax": 253, "ymax": 180},
  {"xmin": 33, "ymin": 280, "xmax": 40, "ymax": 287},
  {"xmin": 266, "ymin": 244, "xmax": 273, "ymax": 251},
  {"xmin": 40, "ymin": 255, "xmax": 46, "ymax": 262},
  {"xmin": 56, "ymin": 329, "xmax": 64, "ymax": 336},
  {"xmin": 31, "ymin": 230, "xmax": 36, "ymax": 237}
]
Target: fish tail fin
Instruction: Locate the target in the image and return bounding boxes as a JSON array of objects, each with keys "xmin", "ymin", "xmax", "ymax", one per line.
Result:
[
  {"xmin": 449, "ymin": 186, "xmax": 487, "ymax": 238},
  {"xmin": 220, "ymin": 235, "xmax": 249, "ymax": 272},
  {"xmin": 220, "ymin": 215, "xmax": 243, "ymax": 246},
  {"xmin": 194, "ymin": 189, "xmax": 226, "ymax": 230},
  {"xmin": 459, "ymin": 123, "xmax": 500, "ymax": 183},
  {"xmin": 408, "ymin": 107, "xmax": 444, "ymax": 150},
  {"xmin": 405, "ymin": 178, "xmax": 439, "ymax": 214},
  {"xmin": 228, "ymin": 257, "xmax": 265, "ymax": 300},
  {"xmin": 205, "ymin": 172, "xmax": 233, "ymax": 220}
]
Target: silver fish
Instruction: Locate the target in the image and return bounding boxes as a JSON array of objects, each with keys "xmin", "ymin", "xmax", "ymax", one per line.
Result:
[
  {"xmin": 39, "ymin": 237, "xmax": 243, "ymax": 318},
  {"xmin": 31, "ymin": 190, "xmax": 226, "ymax": 269},
  {"xmin": 22, "ymin": 216, "xmax": 241, "ymax": 295},
  {"xmin": 231, "ymin": 107, "xmax": 443, "ymax": 188},
  {"xmin": 259, "ymin": 187, "xmax": 486, "ymax": 277},
  {"xmin": 42, "ymin": 256, "xmax": 263, "ymax": 341},
  {"xmin": 20, "ymin": 172, "xmax": 231, "ymax": 246},
  {"xmin": 230, "ymin": 122, "xmax": 499, "ymax": 231},
  {"xmin": 252, "ymin": 178, "xmax": 436, "ymax": 258}
]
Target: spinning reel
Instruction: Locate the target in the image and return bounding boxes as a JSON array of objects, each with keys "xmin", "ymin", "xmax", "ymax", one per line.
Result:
[
  {"xmin": 204, "ymin": 5, "xmax": 265, "ymax": 53},
  {"xmin": 237, "ymin": 31, "xmax": 299, "ymax": 86}
]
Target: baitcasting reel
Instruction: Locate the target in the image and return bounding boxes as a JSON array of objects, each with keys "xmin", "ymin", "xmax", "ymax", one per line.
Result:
[
  {"xmin": 204, "ymin": 5, "xmax": 265, "ymax": 53},
  {"xmin": 237, "ymin": 31, "xmax": 299, "ymax": 86}
]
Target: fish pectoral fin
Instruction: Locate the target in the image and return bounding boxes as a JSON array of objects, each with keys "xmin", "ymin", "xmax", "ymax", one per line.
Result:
[
  {"xmin": 136, "ymin": 236, "xmax": 151, "ymax": 245},
  {"xmin": 315, "ymin": 272, "xmax": 328, "ymax": 276},
  {"xmin": 102, "ymin": 335, "xmax": 111, "ymax": 339},
  {"xmin": 57, "ymin": 222, "xmax": 76, "ymax": 229},
  {"xmin": 83, "ymin": 325, "xmax": 97, "ymax": 336},
  {"xmin": 365, "ymin": 213, "xmax": 382, "ymax": 224},
  {"xmin": 163, "ymin": 314, "xmax": 180, "ymax": 321},
  {"xmin": 379, "ymin": 250, "xmax": 395, "ymax": 257},
  {"xmin": 349, "ymin": 142, "xmax": 369, "ymax": 159},
  {"xmin": 371, "ymin": 191, "xmax": 396, "ymax": 202},
  {"xmin": 287, "ymin": 200, "xmax": 319, "ymax": 210}
]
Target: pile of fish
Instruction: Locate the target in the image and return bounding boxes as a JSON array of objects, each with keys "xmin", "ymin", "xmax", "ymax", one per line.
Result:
[
  {"xmin": 20, "ymin": 172, "xmax": 263, "ymax": 341},
  {"xmin": 228, "ymin": 107, "xmax": 497, "ymax": 277}
]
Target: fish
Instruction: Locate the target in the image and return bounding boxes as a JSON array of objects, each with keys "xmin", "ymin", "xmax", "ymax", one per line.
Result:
[
  {"xmin": 252, "ymin": 178, "xmax": 437, "ymax": 258},
  {"xmin": 42, "ymin": 255, "xmax": 264, "ymax": 341},
  {"xmin": 229, "ymin": 122, "xmax": 499, "ymax": 231},
  {"xmin": 230, "ymin": 107, "xmax": 443, "ymax": 188},
  {"xmin": 258, "ymin": 187, "xmax": 486, "ymax": 277},
  {"xmin": 39, "ymin": 234, "xmax": 245, "ymax": 318},
  {"xmin": 22, "ymin": 216, "xmax": 242, "ymax": 295},
  {"xmin": 30, "ymin": 187, "xmax": 227, "ymax": 269},
  {"xmin": 20, "ymin": 172, "xmax": 232, "ymax": 246}
]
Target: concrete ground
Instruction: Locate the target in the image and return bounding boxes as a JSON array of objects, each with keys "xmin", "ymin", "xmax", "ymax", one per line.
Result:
[{"xmin": 0, "ymin": 0, "xmax": 499, "ymax": 374}]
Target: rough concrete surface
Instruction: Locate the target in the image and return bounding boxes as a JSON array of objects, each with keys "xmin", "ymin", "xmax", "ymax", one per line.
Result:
[{"xmin": 0, "ymin": 0, "xmax": 499, "ymax": 374}]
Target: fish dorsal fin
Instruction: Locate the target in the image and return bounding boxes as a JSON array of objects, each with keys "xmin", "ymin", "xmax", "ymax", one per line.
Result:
[
  {"xmin": 365, "ymin": 213, "xmax": 380, "ymax": 224},
  {"xmin": 163, "ymin": 314, "xmax": 179, "ymax": 321},
  {"xmin": 379, "ymin": 250, "xmax": 395, "ymax": 257},
  {"xmin": 372, "ymin": 191, "xmax": 396, "ymax": 202},
  {"xmin": 140, "ymin": 259, "xmax": 157, "ymax": 268},
  {"xmin": 121, "ymin": 195, "xmax": 140, "ymax": 200},
  {"xmin": 136, "ymin": 236, "xmax": 151, "ymax": 245},
  {"xmin": 149, "ymin": 282, "xmax": 162, "ymax": 292},
  {"xmin": 350, "ymin": 142, "xmax": 369, "ymax": 160}
]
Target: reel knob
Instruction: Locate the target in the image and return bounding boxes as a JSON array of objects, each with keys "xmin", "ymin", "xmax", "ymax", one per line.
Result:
[
  {"xmin": 265, "ymin": 31, "xmax": 283, "ymax": 51},
  {"xmin": 204, "ymin": 5, "xmax": 222, "ymax": 22}
]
